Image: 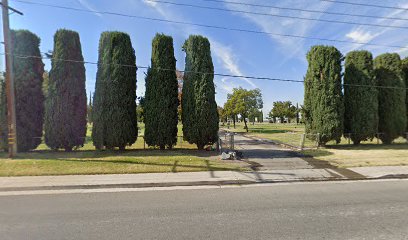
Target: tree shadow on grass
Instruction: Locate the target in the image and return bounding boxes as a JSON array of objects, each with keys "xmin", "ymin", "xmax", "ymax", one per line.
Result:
[
  {"xmin": 20, "ymin": 157, "xmax": 243, "ymax": 173},
  {"xmin": 324, "ymin": 143, "xmax": 408, "ymax": 151},
  {"xmin": 248, "ymin": 129, "xmax": 288, "ymax": 134},
  {"xmin": 0, "ymin": 149, "xmax": 221, "ymax": 161}
]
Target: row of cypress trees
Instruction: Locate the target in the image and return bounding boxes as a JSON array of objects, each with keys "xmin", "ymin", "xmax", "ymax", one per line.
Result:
[
  {"xmin": 0, "ymin": 29, "xmax": 219, "ymax": 152},
  {"xmin": 143, "ymin": 34, "xmax": 219, "ymax": 150},
  {"xmin": 91, "ymin": 33, "xmax": 219, "ymax": 150},
  {"xmin": 0, "ymin": 29, "xmax": 87, "ymax": 152},
  {"xmin": 304, "ymin": 45, "xmax": 408, "ymax": 146}
]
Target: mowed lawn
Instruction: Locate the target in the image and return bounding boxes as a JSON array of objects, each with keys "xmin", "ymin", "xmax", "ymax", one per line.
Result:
[
  {"xmin": 223, "ymin": 122, "xmax": 408, "ymax": 168},
  {"xmin": 0, "ymin": 124, "xmax": 245, "ymax": 177}
]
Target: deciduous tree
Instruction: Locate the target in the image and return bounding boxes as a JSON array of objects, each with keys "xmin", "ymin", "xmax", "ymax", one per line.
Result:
[
  {"xmin": 269, "ymin": 101, "xmax": 296, "ymax": 123},
  {"xmin": 226, "ymin": 87, "xmax": 263, "ymax": 132}
]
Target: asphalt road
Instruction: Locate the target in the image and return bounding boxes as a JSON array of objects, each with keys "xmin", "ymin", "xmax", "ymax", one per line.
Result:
[{"xmin": 1, "ymin": 180, "xmax": 407, "ymax": 240}]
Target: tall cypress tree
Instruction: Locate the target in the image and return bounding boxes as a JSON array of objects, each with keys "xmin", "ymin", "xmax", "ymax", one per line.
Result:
[
  {"xmin": 0, "ymin": 30, "xmax": 45, "ymax": 151},
  {"xmin": 304, "ymin": 45, "xmax": 344, "ymax": 146},
  {"xmin": 374, "ymin": 53, "xmax": 406, "ymax": 144},
  {"xmin": 0, "ymin": 75, "xmax": 7, "ymax": 151},
  {"xmin": 182, "ymin": 35, "xmax": 219, "ymax": 150},
  {"xmin": 344, "ymin": 50, "xmax": 378, "ymax": 145},
  {"xmin": 44, "ymin": 29, "xmax": 87, "ymax": 151},
  {"xmin": 92, "ymin": 32, "xmax": 137, "ymax": 150},
  {"xmin": 402, "ymin": 57, "xmax": 408, "ymax": 134},
  {"xmin": 144, "ymin": 34, "xmax": 178, "ymax": 149}
]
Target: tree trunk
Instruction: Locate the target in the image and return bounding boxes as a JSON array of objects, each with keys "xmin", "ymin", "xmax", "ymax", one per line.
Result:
[
  {"xmin": 64, "ymin": 146, "xmax": 73, "ymax": 152},
  {"xmin": 243, "ymin": 118, "xmax": 249, "ymax": 132},
  {"xmin": 233, "ymin": 116, "xmax": 236, "ymax": 129}
]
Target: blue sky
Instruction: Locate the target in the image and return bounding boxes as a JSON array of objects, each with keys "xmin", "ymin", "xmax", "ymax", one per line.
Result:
[{"xmin": 2, "ymin": 0, "xmax": 408, "ymax": 113}]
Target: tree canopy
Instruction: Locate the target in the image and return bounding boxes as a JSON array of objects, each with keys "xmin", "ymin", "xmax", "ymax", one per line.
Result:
[
  {"xmin": 304, "ymin": 45, "xmax": 344, "ymax": 146},
  {"xmin": 44, "ymin": 29, "xmax": 87, "ymax": 151},
  {"xmin": 343, "ymin": 50, "xmax": 378, "ymax": 145},
  {"xmin": 374, "ymin": 53, "xmax": 406, "ymax": 144},
  {"xmin": 92, "ymin": 31, "xmax": 137, "ymax": 150},
  {"xmin": 402, "ymin": 57, "xmax": 408, "ymax": 133},
  {"xmin": 12, "ymin": 30, "xmax": 45, "ymax": 152},
  {"xmin": 181, "ymin": 35, "xmax": 219, "ymax": 149},
  {"xmin": 144, "ymin": 33, "xmax": 179, "ymax": 149},
  {"xmin": 269, "ymin": 101, "xmax": 297, "ymax": 123},
  {"xmin": 224, "ymin": 87, "xmax": 263, "ymax": 132}
]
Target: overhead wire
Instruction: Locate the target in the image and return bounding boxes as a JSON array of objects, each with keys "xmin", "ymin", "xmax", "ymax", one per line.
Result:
[
  {"xmin": 9, "ymin": 0, "xmax": 408, "ymax": 49},
  {"xmin": 321, "ymin": 0, "xmax": 408, "ymax": 11},
  {"xmin": 1, "ymin": 52, "xmax": 407, "ymax": 91},
  {"xmin": 189, "ymin": 0, "xmax": 408, "ymax": 22},
  {"xmin": 143, "ymin": 0, "xmax": 408, "ymax": 30}
]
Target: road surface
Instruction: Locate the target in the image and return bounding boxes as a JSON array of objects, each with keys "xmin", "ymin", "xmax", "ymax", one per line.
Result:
[{"xmin": 1, "ymin": 180, "xmax": 407, "ymax": 239}]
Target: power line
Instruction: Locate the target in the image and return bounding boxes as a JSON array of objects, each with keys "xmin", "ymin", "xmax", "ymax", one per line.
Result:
[
  {"xmin": 10, "ymin": 0, "xmax": 408, "ymax": 50},
  {"xmin": 183, "ymin": 0, "xmax": 408, "ymax": 22},
  {"xmin": 0, "ymin": 52, "xmax": 303, "ymax": 83},
  {"xmin": 2, "ymin": 52, "xmax": 408, "ymax": 91},
  {"xmin": 145, "ymin": 0, "xmax": 408, "ymax": 30},
  {"xmin": 321, "ymin": 0, "xmax": 408, "ymax": 11},
  {"xmin": 192, "ymin": 0, "xmax": 408, "ymax": 22}
]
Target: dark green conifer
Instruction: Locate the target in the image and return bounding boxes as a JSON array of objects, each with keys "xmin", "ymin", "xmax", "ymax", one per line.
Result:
[
  {"xmin": 44, "ymin": 29, "xmax": 87, "ymax": 151},
  {"xmin": 144, "ymin": 34, "xmax": 178, "ymax": 149},
  {"xmin": 304, "ymin": 45, "xmax": 344, "ymax": 146},
  {"xmin": 0, "ymin": 75, "xmax": 7, "ymax": 151},
  {"xmin": 92, "ymin": 32, "xmax": 137, "ymax": 150},
  {"xmin": 181, "ymin": 35, "xmax": 219, "ymax": 150},
  {"xmin": 344, "ymin": 50, "xmax": 378, "ymax": 144},
  {"xmin": 0, "ymin": 30, "xmax": 45, "ymax": 151},
  {"xmin": 374, "ymin": 53, "xmax": 406, "ymax": 144},
  {"xmin": 402, "ymin": 57, "xmax": 408, "ymax": 134}
]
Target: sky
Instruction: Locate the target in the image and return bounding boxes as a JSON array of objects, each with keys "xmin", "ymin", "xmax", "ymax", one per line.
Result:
[{"xmin": 2, "ymin": 0, "xmax": 408, "ymax": 114}]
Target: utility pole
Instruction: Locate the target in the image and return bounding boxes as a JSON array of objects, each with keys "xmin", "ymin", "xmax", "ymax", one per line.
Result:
[{"xmin": 1, "ymin": 0, "xmax": 23, "ymax": 158}]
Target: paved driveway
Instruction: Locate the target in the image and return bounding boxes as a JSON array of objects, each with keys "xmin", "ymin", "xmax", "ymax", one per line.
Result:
[{"xmin": 231, "ymin": 133, "xmax": 314, "ymax": 170}]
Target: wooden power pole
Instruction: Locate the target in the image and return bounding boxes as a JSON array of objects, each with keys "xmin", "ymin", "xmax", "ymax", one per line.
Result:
[{"xmin": 1, "ymin": 0, "xmax": 22, "ymax": 157}]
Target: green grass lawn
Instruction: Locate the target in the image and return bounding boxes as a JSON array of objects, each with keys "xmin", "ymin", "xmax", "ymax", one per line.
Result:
[
  {"xmin": 222, "ymin": 122, "xmax": 408, "ymax": 168},
  {"xmin": 222, "ymin": 122, "xmax": 317, "ymax": 148},
  {"xmin": 0, "ymin": 150, "xmax": 245, "ymax": 177},
  {"xmin": 0, "ymin": 123, "xmax": 245, "ymax": 177}
]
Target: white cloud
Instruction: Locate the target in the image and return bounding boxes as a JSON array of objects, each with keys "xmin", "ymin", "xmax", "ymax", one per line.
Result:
[
  {"xmin": 223, "ymin": 0, "xmax": 333, "ymax": 61},
  {"xmin": 346, "ymin": 30, "xmax": 375, "ymax": 43},
  {"xmin": 211, "ymin": 41, "xmax": 257, "ymax": 91},
  {"xmin": 342, "ymin": 1, "xmax": 408, "ymax": 53},
  {"xmin": 141, "ymin": 0, "xmax": 256, "ymax": 94},
  {"xmin": 77, "ymin": 0, "xmax": 102, "ymax": 17},
  {"xmin": 143, "ymin": 0, "xmax": 157, "ymax": 7}
]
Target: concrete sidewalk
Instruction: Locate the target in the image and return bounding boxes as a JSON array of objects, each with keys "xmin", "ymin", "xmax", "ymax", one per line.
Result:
[
  {"xmin": 1, "ymin": 166, "xmax": 408, "ymax": 192},
  {"xmin": 0, "ymin": 169, "xmax": 341, "ymax": 191}
]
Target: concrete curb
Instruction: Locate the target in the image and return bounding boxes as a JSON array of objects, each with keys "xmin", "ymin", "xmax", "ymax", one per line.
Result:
[{"xmin": 2, "ymin": 174, "xmax": 408, "ymax": 192}]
